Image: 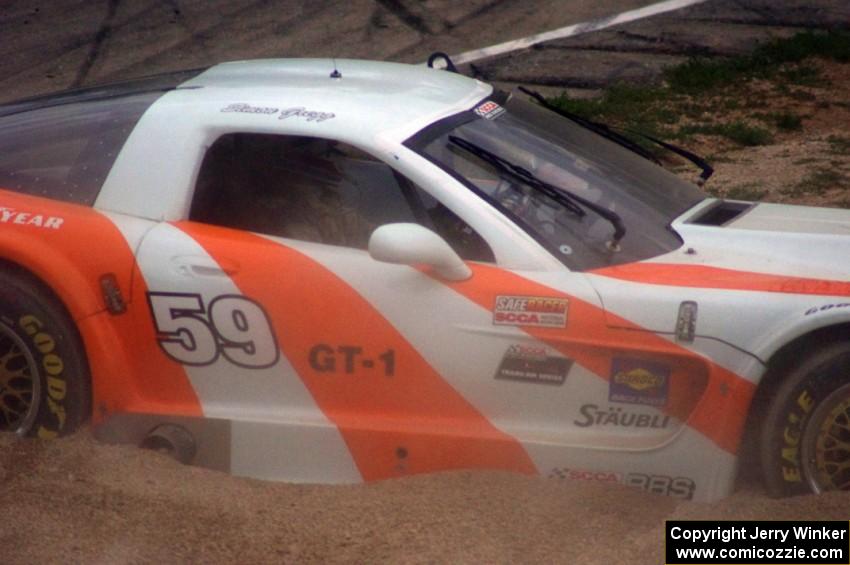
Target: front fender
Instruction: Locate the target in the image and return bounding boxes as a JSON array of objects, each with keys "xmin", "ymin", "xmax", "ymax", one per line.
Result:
[{"xmin": 751, "ymin": 303, "xmax": 850, "ymax": 362}]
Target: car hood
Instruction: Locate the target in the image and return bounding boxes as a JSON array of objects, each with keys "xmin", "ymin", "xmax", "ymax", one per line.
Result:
[
  {"xmin": 595, "ymin": 200, "xmax": 850, "ymax": 284},
  {"xmin": 723, "ymin": 201, "xmax": 850, "ymax": 235},
  {"xmin": 667, "ymin": 201, "xmax": 850, "ymax": 281}
]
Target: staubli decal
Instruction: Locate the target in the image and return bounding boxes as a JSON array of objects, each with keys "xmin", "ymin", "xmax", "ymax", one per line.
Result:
[
  {"xmin": 494, "ymin": 344, "xmax": 572, "ymax": 385},
  {"xmin": 608, "ymin": 357, "xmax": 670, "ymax": 407},
  {"xmin": 574, "ymin": 404, "xmax": 670, "ymax": 429},
  {"xmin": 493, "ymin": 295, "xmax": 568, "ymax": 328}
]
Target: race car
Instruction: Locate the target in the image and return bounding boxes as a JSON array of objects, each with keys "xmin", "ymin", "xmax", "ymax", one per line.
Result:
[{"xmin": 0, "ymin": 58, "xmax": 848, "ymax": 502}]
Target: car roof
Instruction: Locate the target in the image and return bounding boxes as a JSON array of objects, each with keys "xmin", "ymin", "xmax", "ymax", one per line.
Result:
[{"xmin": 174, "ymin": 58, "xmax": 492, "ymax": 141}]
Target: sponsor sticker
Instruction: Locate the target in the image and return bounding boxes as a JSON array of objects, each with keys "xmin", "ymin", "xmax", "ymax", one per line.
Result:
[
  {"xmin": 494, "ymin": 344, "xmax": 572, "ymax": 385},
  {"xmin": 608, "ymin": 357, "xmax": 669, "ymax": 407},
  {"xmin": 474, "ymin": 100, "xmax": 506, "ymax": 120},
  {"xmin": 0, "ymin": 206, "xmax": 63, "ymax": 230},
  {"xmin": 550, "ymin": 468, "xmax": 695, "ymax": 499},
  {"xmin": 574, "ymin": 404, "xmax": 671, "ymax": 429},
  {"xmin": 220, "ymin": 103, "xmax": 335, "ymax": 122},
  {"xmin": 804, "ymin": 303, "xmax": 850, "ymax": 316},
  {"xmin": 493, "ymin": 295, "xmax": 568, "ymax": 328}
]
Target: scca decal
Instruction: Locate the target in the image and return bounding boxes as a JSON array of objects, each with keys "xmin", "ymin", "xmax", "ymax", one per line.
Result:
[
  {"xmin": 147, "ymin": 292, "xmax": 279, "ymax": 368},
  {"xmin": 493, "ymin": 295, "xmax": 568, "ymax": 328},
  {"xmin": 550, "ymin": 467, "xmax": 695, "ymax": 499}
]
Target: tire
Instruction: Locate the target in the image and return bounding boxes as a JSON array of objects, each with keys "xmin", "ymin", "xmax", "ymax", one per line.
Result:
[
  {"xmin": 0, "ymin": 270, "xmax": 89, "ymax": 438},
  {"xmin": 761, "ymin": 341, "xmax": 850, "ymax": 496}
]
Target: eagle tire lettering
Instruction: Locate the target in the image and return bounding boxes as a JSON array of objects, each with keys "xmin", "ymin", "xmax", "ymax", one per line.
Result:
[
  {"xmin": 147, "ymin": 292, "xmax": 280, "ymax": 369},
  {"xmin": 760, "ymin": 341, "xmax": 850, "ymax": 496},
  {"xmin": 0, "ymin": 271, "xmax": 89, "ymax": 438}
]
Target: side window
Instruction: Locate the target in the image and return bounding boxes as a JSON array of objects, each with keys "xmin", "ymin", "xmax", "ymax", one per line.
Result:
[
  {"xmin": 0, "ymin": 92, "xmax": 162, "ymax": 205},
  {"xmin": 190, "ymin": 133, "xmax": 495, "ymax": 262}
]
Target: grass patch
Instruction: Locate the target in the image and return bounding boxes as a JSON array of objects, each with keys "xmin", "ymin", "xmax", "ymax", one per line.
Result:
[
  {"xmin": 544, "ymin": 30, "xmax": 848, "ymax": 173},
  {"xmin": 678, "ymin": 122, "xmax": 773, "ymax": 146},
  {"xmin": 773, "ymin": 111, "xmax": 804, "ymax": 131},
  {"xmin": 725, "ymin": 183, "xmax": 767, "ymax": 201},
  {"xmin": 785, "ymin": 169, "xmax": 848, "ymax": 196},
  {"xmin": 549, "ymin": 31, "xmax": 850, "ymax": 126},
  {"xmin": 664, "ymin": 31, "xmax": 850, "ymax": 93}
]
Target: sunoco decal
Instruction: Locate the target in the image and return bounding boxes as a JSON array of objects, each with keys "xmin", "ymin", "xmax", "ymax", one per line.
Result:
[
  {"xmin": 494, "ymin": 344, "xmax": 572, "ymax": 385},
  {"xmin": 493, "ymin": 295, "xmax": 568, "ymax": 328},
  {"xmin": 474, "ymin": 101, "xmax": 505, "ymax": 120},
  {"xmin": 608, "ymin": 357, "xmax": 669, "ymax": 407}
]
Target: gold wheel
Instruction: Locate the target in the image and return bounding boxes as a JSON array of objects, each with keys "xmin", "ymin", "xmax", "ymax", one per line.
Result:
[
  {"xmin": 802, "ymin": 383, "xmax": 850, "ymax": 493},
  {"xmin": 0, "ymin": 320, "xmax": 40, "ymax": 434}
]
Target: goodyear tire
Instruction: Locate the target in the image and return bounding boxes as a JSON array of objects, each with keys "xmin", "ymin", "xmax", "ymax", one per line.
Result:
[
  {"xmin": 761, "ymin": 341, "xmax": 850, "ymax": 496},
  {"xmin": 0, "ymin": 270, "xmax": 89, "ymax": 438}
]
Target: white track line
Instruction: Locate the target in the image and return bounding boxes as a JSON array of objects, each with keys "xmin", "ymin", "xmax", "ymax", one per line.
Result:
[{"xmin": 449, "ymin": 0, "xmax": 711, "ymax": 65}]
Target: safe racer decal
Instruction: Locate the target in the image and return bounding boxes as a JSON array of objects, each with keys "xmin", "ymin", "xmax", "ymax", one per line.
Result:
[{"xmin": 493, "ymin": 295, "xmax": 568, "ymax": 328}]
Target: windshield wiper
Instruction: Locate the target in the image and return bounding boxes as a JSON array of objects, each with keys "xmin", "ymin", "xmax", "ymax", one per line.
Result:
[
  {"xmin": 448, "ymin": 135, "xmax": 626, "ymax": 250},
  {"xmin": 518, "ymin": 86, "xmax": 714, "ymax": 185}
]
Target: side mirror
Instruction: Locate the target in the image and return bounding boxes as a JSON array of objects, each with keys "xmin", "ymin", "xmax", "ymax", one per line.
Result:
[{"xmin": 368, "ymin": 223, "xmax": 472, "ymax": 281}]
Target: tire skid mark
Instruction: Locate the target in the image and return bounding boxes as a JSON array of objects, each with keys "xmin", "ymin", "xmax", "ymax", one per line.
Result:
[
  {"xmin": 72, "ymin": 0, "xmax": 120, "ymax": 88},
  {"xmin": 374, "ymin": 0, "xmax": 442, "ymax": 36}
]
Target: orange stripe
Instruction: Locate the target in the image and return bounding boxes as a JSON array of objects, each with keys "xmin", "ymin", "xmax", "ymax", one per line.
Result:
[
  {"xmin": 592, "ymin": 263, "xmax": 850, "ymax": 296},
  {"xmin": 0, "ymin": 190, "xmax": 202, "ymax": 421},
  {"xmin": 438, "ymin": 263, "xmax": 755, "ymax": 454},
  {"xmin": 178, "ymin": 222, "xmax": 536, "ymax": 480}
]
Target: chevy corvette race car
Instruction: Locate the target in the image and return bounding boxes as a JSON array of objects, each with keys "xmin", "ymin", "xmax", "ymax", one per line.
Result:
[{"xmin": 1, "ymin": 58, "xmax": 848, "ymax": 502}]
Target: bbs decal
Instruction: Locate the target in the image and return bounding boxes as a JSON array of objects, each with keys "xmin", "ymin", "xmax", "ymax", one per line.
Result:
[{"xmin": 147, "ymin": 292, "xmax": 279, "ymax": 368}]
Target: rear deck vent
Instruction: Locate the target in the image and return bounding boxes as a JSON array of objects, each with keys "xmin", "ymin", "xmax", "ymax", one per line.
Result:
[{"xmin": 689, "ymin": 200, "xmax": 753, "ymax": 227}]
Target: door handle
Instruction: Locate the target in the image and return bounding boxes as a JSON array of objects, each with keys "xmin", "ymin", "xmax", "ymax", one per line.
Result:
[{"xmin": 171, "ymin": 255, "xmax": 240, "ymax": 278}]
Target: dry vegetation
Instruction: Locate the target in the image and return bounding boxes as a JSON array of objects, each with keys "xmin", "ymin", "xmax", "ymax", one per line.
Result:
[{"xmin": 551, "ymin": 31, "xmax": 850, "ymax": 207}]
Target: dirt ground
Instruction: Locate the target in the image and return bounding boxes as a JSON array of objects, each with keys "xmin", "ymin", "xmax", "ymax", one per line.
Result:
[
  {"xmin": 683, "ymin": 60, "xmax": 850, "ymax": 207},
  {"xmin": 1, "ymin": 431, "xmax": 849, "ymax": 565}
]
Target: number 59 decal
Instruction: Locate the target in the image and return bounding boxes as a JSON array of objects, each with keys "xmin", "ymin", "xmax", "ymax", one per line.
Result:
[{"xmin": 147, "ymin": 292, "xmax": 280, "ymax": 368}]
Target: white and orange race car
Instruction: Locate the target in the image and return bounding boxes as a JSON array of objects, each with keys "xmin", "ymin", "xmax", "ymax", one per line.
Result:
[{"xmin": 1, "ymin": 59, "xmax": 848, "ymax": 502}]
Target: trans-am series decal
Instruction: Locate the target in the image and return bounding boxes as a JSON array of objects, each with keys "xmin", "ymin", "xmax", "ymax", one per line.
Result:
[{"xmin": 494, "ymin": 344, "xmax": 571, "ymax": 385}]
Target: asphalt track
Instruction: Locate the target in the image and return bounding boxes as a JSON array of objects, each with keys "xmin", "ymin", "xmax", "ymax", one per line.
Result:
[
  {"xmin": 0, "ymin": 0, "xmax": 655, "ymax": 103},
  {"xmin": 2, "ymin": 0, "xmax": 847, "ymax": 105}
]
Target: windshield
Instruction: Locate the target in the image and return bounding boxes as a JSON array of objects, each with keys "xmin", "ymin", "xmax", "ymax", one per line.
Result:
[{"xmin": 408, "ymin": 94, "xmax": 705, "ymax": 270}]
